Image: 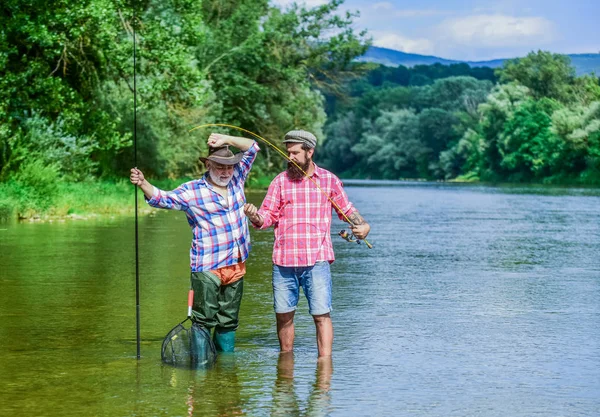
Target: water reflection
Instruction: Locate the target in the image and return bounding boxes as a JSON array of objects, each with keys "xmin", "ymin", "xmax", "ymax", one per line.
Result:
[
  {"xmin": 272, "ymin": 353, "xmax": 333, "ymax": 417},
  {"xmin": 162, "ymin": 355, "xmax": 245, "ymax": 417}
]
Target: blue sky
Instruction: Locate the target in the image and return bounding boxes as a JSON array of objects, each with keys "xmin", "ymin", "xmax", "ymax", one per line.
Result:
[{"xmin": 273, "ymin": 0, "xmax": 600, "ymax": 61}]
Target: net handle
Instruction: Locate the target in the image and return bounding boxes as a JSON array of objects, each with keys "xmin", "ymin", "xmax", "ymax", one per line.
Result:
[{"xmin": 187, "ymin": 289, "xmax": 194, "ymax": 318}]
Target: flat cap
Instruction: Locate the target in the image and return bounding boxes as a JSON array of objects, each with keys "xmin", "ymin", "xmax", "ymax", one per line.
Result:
[{"xmin": 283, "ymin": 130, "xmax": 317, "ymax": 148}]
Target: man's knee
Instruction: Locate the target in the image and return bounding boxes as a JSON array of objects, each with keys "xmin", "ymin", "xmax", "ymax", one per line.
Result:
[
  {"xmin": 312, "ymin": 313, "xmax": 331, "ymax": 323},
  {"xmin": 276, "ymin": 311, "xmax": 295, "ymax": 326}
]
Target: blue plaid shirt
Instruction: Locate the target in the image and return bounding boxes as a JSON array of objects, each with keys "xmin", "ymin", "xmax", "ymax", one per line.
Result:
[{"xmin": 146, "ymin": 142, "xmax": 259, "ymax": 272}]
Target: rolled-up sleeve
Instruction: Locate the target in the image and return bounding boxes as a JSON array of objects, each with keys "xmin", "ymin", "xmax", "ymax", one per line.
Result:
[
  {"xmin": 331, "ymin": 178, "xmax": 355, "ymax": 221},
  {"xmin": 235, "ymin": 142, "xmax": 260, "ymax": 183}
]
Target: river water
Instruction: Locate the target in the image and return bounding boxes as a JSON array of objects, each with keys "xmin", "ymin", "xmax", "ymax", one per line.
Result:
[{"xmin": 1, "ymin": 181, "xmax": 599, "ymax": 416}]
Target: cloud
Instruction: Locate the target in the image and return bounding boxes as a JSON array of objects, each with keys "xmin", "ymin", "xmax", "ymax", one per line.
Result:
[
  {"xmin": 438, "ymin": 14, "xmax": 555, "ymax": 47},
  {"xmin": 394, "ymin": 9, "xmax": 452, "ymax": 18},
  {"xmin": 372, "ymin": 32, "xmax": 435, "ymax": 55},
  {"xmin": 372, "ymin": 2, "xmax": 394, "ymax": 11},
  {"xmin": 270, "ymin": 0, "xmax": 329, "ymax": 7},
  {"xmin": 370, "ymin": 4, "xmax": 451, "ymax": 17}
]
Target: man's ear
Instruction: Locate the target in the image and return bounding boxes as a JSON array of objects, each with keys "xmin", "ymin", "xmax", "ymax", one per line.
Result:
[{"xmin": 307, "ymin": 148, "xmax": 315, "ymax": 159}]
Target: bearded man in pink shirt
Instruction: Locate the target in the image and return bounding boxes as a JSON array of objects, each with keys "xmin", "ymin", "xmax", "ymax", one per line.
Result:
[{"xmin": 244, "ymin": 130, "xmax": 370, "ymax": 357}]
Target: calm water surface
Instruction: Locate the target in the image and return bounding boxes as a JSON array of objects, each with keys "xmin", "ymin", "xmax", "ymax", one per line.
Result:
[{"xmin": 1, "ymin": 182, "xmax": 599, "ymax": 416}]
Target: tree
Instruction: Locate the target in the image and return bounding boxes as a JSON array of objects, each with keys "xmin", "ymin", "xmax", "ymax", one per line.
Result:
[
  {"xmin": 418, "ymin": 108, "xmax": 460, "ymax": 177},
  {"xmin": 0, "ymin": 0, "xmax": 369, "ymax": 181},
  {"xmin": 319, "ymin": 111, "xmax": 361, "ymax": 174},
  {"xmin": 196, "ymin": 0, "xmax": 369, "ymax": 147},
  {"xmin": 352, "ymin": 109, "xmax": 428, "ymax": 179},
  {"xmin": 475, "ymin": 83, "xmax": 530, "ymax": 180},
  {"xmin": 551, "ymin": 101, "xmax": 600, "ymax": 182},
  {"xmin": 498, "ymin": 98, "xmax": 562, "ymax": 181},
  {"xmin": 498, "ymin": 51, "xmax": 576, "ymax": 103}
]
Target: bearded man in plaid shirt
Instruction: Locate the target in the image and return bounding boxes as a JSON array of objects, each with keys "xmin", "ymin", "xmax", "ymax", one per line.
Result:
[
  {"xmin": 129, "ymin": 133, "xmax": 259, "ymax": 352},
  {"xmin": 244, "ymin": 130, "xmax": 370, "ymax": 357}
]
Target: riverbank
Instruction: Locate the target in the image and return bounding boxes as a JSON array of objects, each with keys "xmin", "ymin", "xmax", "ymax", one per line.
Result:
[
  {"xmin": 0, "ymin": 176, "xmax": 274, "ymax": 222},
  {"xmin": 4, "ymin": 175, "xmax": 599, "ymax": 222}
]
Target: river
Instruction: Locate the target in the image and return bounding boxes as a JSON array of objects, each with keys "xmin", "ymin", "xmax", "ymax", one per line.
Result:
[{"xmin": 1, "ymin": 181, "xmax": 599, "ymax": 416}]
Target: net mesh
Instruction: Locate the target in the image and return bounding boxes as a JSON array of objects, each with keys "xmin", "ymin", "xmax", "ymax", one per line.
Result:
[{"xmin": 161, "ymin": 321, "xmax": 217, "ymax": 369}]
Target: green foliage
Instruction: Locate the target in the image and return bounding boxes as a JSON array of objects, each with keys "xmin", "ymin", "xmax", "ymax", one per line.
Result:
[
  {"xmin": 320, "ymin": 75, "xmax": 493, "ymax": 179},
  {"xmin": 192, "ymin": 0, "xmax": 368, "ymax": 176},
  {"xmin": 352, "ymin": 109, "xmax": 429, "ymax": 179},
  {"xmin": 498, "ymin": 51, "xmax": 576, "ymax": 103},
  {"xmin": 8, "ymin": 159, "xmax": 61, "ymax": 216},
  {"xmin": 1, "ymin": 0, "xmax": 371, "ymax": 215},
  {"xmin": 0, "ymin": 0, "xmax": 135, "ymax": 180},
  {"xmin": 550, "ymin": 101, "xmax": 600, "ymax": 182},
  {"xmin": 318, "ymin": 50, "xmax": 600, "ymax": 185},
  {"xmin": 321, "ymin": 111, "xmax": 361, "ymax": 173},
  {"xmin": 1, "ymin": 0, "xmax": 368, "ymax": 181},
  {"xmin": 498, "ymin": 98, "xmax": 562, "ymax": 181}
]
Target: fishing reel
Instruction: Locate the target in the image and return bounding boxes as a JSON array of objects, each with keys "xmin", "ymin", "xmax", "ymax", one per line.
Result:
[{"xmin": 339, "ymin": 230, "xmax": 373, "ymax": 249}]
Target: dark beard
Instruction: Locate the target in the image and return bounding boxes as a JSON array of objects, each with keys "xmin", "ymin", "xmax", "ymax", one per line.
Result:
[{"xmin": 287, "ymin": 159, "xmax": 311, "ymax": 180}]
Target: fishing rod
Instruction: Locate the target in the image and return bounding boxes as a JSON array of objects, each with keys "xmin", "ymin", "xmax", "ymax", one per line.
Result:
[
  {"xmin": 133, "ymin": 3, "xmax": 141, "ymax": 360},
  {"xmin": 189, "ymin": 123, "xmax": 373, "ymax": 249}
]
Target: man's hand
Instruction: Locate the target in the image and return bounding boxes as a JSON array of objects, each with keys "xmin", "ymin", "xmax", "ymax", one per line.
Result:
[
  {"xmin": 244, "ymin": 203, "xmax": 263, "ymax": 226},
  {"xmin": 130, "ymin": 168, "xmax": 146, "ymax": 186},
  {"xmin": 208, "ymin": 133, "xmax": 228, "ymax": 148},
  {"xmin": 350, "ymin": 223, "xmax": 370, "ymax": 240},
  {"xmin": 130, "ymin": 167, "xmax": 155, "ymax": 199},
  {"xmin": 348, "ymin": 211, "xmax": 370, "ymax": 240},
  {"xmin": 208, "ymin": 132, "xmax": 255, "ymax": 151}
]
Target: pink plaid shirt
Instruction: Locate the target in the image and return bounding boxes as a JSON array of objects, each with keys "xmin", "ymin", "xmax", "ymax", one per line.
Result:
[{"xmin": 256, "ymin": 163, "xmax": 355, "ymax": 267}]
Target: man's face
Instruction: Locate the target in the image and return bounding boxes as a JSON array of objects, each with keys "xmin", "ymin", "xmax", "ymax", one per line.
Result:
[
  {"xmin": 286, "ymin": 142, "xmax": 314, "ymax": 180},
  {"xmin": 207, "ymin": 161, "xmax": 234, "ymax": 186}
]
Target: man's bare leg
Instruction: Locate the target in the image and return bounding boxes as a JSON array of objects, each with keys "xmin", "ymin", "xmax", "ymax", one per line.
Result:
[
  {"xmin": 313, "ymin": 313, "xmax": 333, "ymax": 357},
  {"xmin": 276, "ymin": 311, "xmax": 296, "ymax": 352}
]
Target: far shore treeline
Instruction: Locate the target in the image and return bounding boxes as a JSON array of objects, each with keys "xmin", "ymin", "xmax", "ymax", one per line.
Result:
[
  {"xmin": 319, "ymin": 55, "xmax": 600, "ymax": 184},
  {"xmin": 1, "ymin": 0, "xmax": 599, "ymax": 219}
]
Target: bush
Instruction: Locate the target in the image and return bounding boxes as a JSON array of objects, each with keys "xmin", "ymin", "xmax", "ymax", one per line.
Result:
[{"xmin": 12, "ymin": 159, "xmax": 61, "ymax": 216}]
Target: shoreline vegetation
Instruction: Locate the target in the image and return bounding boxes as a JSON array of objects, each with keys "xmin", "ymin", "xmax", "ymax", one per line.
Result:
[
  {"xmin": 0, "ymin": 176, "xmax": 276, "ymax": 222},
  {"xmin": 2, "ymin": 175, "xmax": 598, "ymax": 222}
]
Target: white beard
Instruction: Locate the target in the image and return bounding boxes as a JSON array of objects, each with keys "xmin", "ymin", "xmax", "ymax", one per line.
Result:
[{"xmin": 209, "ymin": 169, "xmax": 232, "ymax": 187}]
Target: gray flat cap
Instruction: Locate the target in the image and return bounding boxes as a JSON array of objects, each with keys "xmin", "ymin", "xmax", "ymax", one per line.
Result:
[{"xmin": 283, "ymin": 130, "xmax": 317, "ymax": 148}]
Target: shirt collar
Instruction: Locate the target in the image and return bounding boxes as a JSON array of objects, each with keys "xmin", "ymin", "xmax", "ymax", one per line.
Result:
[
  {"xmin": 199, "ymin": 172, "xmax": 209, "ymax": 187},
  {"xmin": 310, "ymin": 162, "xmax": 323, "ymax": 178}
]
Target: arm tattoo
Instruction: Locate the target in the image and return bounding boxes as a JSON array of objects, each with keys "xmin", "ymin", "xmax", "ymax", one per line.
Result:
[{"xmin": 348, "ymin": 211, "xmax": 365, "ymax": 226}]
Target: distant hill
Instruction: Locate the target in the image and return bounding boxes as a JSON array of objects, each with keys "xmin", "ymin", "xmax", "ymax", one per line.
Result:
[{"xmin": 358, "ymin": 46, "xmax": 600, "ymax": 76}]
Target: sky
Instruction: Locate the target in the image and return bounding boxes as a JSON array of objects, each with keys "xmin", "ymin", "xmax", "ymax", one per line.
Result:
[{"xmin": 272, "ymin": 0, "xmax": 600, "ymax": 61}]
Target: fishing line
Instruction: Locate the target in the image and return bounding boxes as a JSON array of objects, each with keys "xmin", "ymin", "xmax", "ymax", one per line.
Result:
[
  {"xmin": 189, "ymin": 123, "xmax": 372, "ymax": 248},
  {"xmin": 133, "ymin": 2, "xmax": 141, "ymax": 360}
]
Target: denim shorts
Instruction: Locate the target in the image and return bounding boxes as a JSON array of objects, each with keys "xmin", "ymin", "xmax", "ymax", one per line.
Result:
[{"xmin": 272, "ymin": 261, "xmax": 332, "ymax": 316}]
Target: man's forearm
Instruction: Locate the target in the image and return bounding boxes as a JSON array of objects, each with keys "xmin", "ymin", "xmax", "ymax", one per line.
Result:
[
  {"xmin": 222, "ymin": 134, "xmax": 255, "ymax": 151},
  {"xmin": 137, "ymin": 179, "xmax": 155, "ymax": 200},
  {"xmin": 347, "ymin": 211, "xmax": 366, "ymax": 226}
]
